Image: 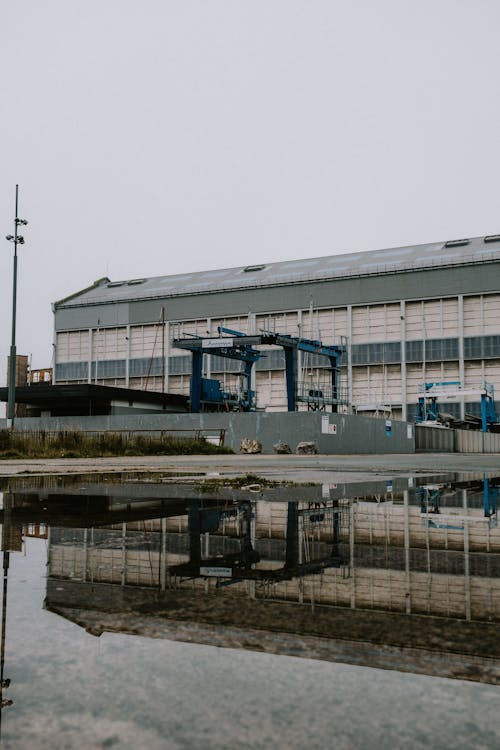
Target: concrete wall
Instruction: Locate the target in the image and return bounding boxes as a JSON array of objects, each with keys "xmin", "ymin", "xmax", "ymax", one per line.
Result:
[{"xmin": 0, "ymin": 411, "xmax": 415, "ymax": 454}]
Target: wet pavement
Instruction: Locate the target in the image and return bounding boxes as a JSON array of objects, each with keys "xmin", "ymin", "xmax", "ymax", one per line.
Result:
[
  {"xmin": 0, "ymin": 451, "xmax": 499, "ymax": 483},
  {"xmin": 0, "ymin": 470, "xmax": 498, "ymax": 748}
]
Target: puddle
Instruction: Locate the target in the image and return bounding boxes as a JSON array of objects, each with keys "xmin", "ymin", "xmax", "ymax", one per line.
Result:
[{"xmin": 0, "ymin": 473, "xmax": 498, "ymax": 747}]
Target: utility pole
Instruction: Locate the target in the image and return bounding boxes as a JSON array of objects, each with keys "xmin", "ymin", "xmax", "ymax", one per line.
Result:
[{"xmin": 5, "ymin": 185, "xmax": 28, "ymax": 428}]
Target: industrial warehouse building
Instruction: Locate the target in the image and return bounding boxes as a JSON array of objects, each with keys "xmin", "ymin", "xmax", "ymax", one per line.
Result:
[{"xmin": 52, "ymin": 234, "xmax": 500, "ymax": 421}]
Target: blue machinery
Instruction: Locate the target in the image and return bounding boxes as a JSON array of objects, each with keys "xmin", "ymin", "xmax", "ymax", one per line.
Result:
[
  {"xmin": 416, "ymin": 381, "xmax": 499, "ymax": 432},
  {"xmin": 173, "ymin": 327, "xmax": 347, "ymax": 413},
  {"xmin": 418, "ymin": 478, "xmax": 498, "ymax": 530}
]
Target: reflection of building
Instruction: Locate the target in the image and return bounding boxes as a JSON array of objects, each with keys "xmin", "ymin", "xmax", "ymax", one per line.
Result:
[
  {"xmin": 36, "ymin": 477, "xmax": 500, "ymax": 681},
  {"xmin": 42, "ymin": 481, "xmax": 500, "ymax": 623},
  {"xmin": 41, "ymin": 480, "xmax": 500, "ymax": 681}
]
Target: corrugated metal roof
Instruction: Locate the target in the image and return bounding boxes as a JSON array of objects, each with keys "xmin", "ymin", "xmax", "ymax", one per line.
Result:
[{"xmin": 54, "ymin": 235, "xmax": 500, "ymax": 308}]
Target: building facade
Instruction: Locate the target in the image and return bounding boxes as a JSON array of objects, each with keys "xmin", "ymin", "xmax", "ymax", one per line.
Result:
[{"xmin": 52, "ymin": 235, "xmax": 500, "ymax": 420}]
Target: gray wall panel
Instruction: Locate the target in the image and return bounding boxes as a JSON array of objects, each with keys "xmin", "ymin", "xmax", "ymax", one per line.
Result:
[{"xmin": 55, "ymin": 303, "xmax": 130, "ymax": 330}]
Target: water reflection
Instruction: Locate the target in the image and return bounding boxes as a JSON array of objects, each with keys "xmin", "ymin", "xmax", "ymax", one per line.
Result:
[
  {"xmin": 0, "ymin": 495, "xmax": 15, "ymax": 736},
  {"xmin": 1, "ymin": 475, "xmax": 499, "ymax": 690}
]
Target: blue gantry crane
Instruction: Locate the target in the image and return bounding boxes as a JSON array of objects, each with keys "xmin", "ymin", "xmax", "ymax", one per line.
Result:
[{"xmin": 173, "ymin": 327, "xmax": 347, "ymax": 413}]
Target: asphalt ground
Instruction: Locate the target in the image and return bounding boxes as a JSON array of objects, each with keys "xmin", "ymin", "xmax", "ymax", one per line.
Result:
[{"xmin": 0, "ymin": 451, "xmax": 499, "ymax": 483}]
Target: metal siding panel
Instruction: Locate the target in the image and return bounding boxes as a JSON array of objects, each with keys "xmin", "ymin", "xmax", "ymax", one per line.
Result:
[
  {"xmin": 483, "ymin": 294, "xmax": 500, "ymax": 333},
  {"xmin": 405, "ymin": 301, "xmax": 424, "ymax": 339},
  {"xmin": 352, "ymin": 306, "xmax": 369, "ymax": 343},
  {"xmin": 332, "ymin": 307, "xmax": 348, "ymax": 338},
  {"xmin": 442, "ymin": 298, "xmax": 459, "ymax": 336},
  {"xmin": 55, "ymin": 303, "xmax": 129, "ymax": 330},
  {"xmin": 385, "ymin": 303, "xmax": 401, "ymax": 340},
  {"xmin": 463, "ymin": 295, "xmax": 483, "ymax": 335}
]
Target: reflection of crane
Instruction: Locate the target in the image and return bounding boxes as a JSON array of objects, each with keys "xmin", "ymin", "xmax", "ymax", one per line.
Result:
[
  {"xmin": 418, "ymin": 479, "xmax": 498, "ymax": 530},
  {"xmin": 169, "ymin": 497, "xmax": 349, "ymax": 586}
]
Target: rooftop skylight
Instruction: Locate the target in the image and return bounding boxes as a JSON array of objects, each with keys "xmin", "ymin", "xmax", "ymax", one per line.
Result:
[{"xmin": 444, "ymin": 239, "xmax": 470, "ymax": 248}]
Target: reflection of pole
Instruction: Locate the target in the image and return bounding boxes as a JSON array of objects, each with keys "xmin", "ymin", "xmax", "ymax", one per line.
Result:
[{"xmin": 0, "ymin": 495, "xmax": 13, "ymax": 736}]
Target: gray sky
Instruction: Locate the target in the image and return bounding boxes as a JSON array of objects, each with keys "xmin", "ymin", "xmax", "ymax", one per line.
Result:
[{"xmin": 1, "ymin": 0, "xmax": 500, "ymax": 376}]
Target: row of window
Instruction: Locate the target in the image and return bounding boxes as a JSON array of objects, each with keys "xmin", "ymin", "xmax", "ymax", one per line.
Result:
[
  {"xmin": 56, "ymin": 357, "xmax": 169, "ymax": 381},
  {"xmin": 55, "ymin": 333, "xmax": 500, "ymax": 381},
  {"xmin": 344, "ymin": 335, "xmax": 499, "ymax": 366}
]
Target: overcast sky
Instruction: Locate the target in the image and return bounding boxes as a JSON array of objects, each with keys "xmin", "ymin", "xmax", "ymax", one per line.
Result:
[{"xmin": 1, "ymin": 0, "xmax": 500, "ymax": 377}]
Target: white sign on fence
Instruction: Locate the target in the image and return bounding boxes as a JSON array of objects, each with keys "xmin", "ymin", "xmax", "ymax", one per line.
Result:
[{"xmin": 322, "ymin": 417, "xmax": 337, "ymax": 434}]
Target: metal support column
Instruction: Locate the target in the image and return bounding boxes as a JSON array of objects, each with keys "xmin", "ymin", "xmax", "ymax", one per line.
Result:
[
  {"xmin": 347, "ymin": 306, "xmax": 353, "ymax": 410},
  {"xmin": 160, "ymin": 517, "xmax": 167, "ymax": 591},
  {"xmin": 189, "ymin": 500, "xmax": 201, "ymax": 564},
  {"xmin": 164, "ymin": 320, "xmax": 170, "ymax": 392},
  {"xmin": 462, "ymin": 490, "xmax": 471, "ymax": 621},
  {"xmin": 458, "ymin": 295, "xmax": 465, "ymax": 420},
  {"xmin": 349, "ymin": 501, "xmax": 356, "ymax": 608},
  {"xmin": 125, "ymin": 325, "xmax": 131, "ymax": 387},
  {"xmin": 404, "ymin": 490, "xmax": 411, "ymax": 613},
  {"xmin": 121, "ymin": 523, "xmax": 127, "ymax": 586},
  {"xmin": 400, "ymin": 300, "xmax": 407, "ymax": 421},
  {"xmin": 284, "ymin": 347, "xmax": 298, "ymax": 412},
  {"xmin": 190, "ymin": 350, "xmax": 203, "ymax": 413},
  {"xmin": 82, "ymin": 528, "xmax": 88, "ymax": 582},
  {"xmin": 329, "ymin": 356, "xmax": 339, "ymax": 413},
  {"xmin": 87, "ymin": 329, "xmax": 93, "ymax": 384},
  {"xmin": 205, "ymin": 319, "xmax": 211, "ymax": 380},
  {"xmin": 285, "ymin": 502, "xmax": 299, "ymax": 569}
]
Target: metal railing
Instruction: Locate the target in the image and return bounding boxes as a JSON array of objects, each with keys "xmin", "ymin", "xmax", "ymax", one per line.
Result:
[
  {"xmin": 4, "ymin": 428, "xmax": 227, "ymax": 449},
  {"xmin": 296, "ymin": 382, "xmax": 349, "ymax": 407}
]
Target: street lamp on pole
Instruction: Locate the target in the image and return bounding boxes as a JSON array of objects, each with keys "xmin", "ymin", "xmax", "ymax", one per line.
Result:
[{"xmin": 5, "ymin": 185, "xmax": 28, "ymax": 428}]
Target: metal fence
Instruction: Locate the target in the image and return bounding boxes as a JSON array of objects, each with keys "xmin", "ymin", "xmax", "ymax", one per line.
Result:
[
  {"xmin": 416, "ymin": 425, "xmax": 500, "ymax": 453},
  {"xmin": 4, "ymin": 428, "xmax": 227, "ymax": 450}
]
